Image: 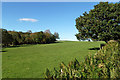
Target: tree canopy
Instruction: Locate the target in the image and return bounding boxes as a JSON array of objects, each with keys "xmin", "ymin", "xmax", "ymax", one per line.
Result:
[
  {"xmin": 1, "ymin": 29, "xmax": 59, "ymax": 47},
  {"xmin": 75, "ymin": 2, "xmax": 120, "ymax": 42},
  {"xmin": 2, "ymin": 29, "xmax": 13, "ymax": 47}
]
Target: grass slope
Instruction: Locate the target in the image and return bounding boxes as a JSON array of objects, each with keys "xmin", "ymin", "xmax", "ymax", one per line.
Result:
[{"xmin": 2, "ymin": 41, "xmax": 104, "ymax": 78}]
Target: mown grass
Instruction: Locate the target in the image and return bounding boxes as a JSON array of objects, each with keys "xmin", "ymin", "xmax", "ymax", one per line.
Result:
[{"xmin": 2, "ymin": 41, "xmax": 105, "ymax": 78}]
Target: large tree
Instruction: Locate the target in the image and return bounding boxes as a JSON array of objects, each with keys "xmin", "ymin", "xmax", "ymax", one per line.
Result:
[{"xmin": 75, "ymin": 2, "xmax": 120, "ymax": 42}]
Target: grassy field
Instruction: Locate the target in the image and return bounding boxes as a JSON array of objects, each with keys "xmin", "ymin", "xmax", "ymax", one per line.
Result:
[{"xmin": 2, "ymin": 41, "xmax": 105, "ymax": 78}]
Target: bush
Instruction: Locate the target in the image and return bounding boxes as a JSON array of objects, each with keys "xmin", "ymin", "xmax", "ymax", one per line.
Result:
[{"xmin": 45, "ymin": 41, "xmax": 120, "ymax": 79}]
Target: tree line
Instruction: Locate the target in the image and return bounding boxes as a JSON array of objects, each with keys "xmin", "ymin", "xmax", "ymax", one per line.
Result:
[{"xmin": 1, "ymin": 29, "xmax": 59, "ymax": 47}]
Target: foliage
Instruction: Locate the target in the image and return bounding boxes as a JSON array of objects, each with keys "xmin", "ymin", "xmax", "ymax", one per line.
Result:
[
  {"xmin": 45, "ymin": 41, "xmax": 120, "ymax": 79},
  {"xmin": 75, "ymin": 2, "xmax": 120, "ymax": 42},
  {"xmin": 54, "ymin": 32, "xmax": 60, "ymax": 39},
  {"xmin": 1, "ymin": 29, "xmax": 59, "ymax": 47},
  {"xmin": 1, "ymin": 29, "xmax": 13, "ymax": 47}
]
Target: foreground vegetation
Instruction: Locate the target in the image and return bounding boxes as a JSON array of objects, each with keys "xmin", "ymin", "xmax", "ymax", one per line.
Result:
[
  {"xmin": 45, "ymin": 40, "xmax": 120, "ymax": 79},
  {"xmin": 2, "ymin": 41, "xmax": 104, "ymax": 78}
]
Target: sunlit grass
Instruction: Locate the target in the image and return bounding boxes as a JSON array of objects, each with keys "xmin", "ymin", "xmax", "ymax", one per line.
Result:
[{"xmin": 2, "ymin": 41, "xmax": 105, "ymax": 78}]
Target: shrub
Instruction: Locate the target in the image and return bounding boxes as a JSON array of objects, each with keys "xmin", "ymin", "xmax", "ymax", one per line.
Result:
[{"xmin": 45, "ymin": 41, "xmax": 120, "ymax": 79}]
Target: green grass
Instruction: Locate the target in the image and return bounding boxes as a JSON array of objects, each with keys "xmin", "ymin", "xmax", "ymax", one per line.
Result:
[{"xmin": 2, "ymin": 41, "xmax": 105, "ymax": 78}]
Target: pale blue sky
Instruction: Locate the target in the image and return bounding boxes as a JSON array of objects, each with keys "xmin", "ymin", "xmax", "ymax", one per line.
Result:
[{"xmin": 2, "ymin": 2, "xmax": 118, "ymax": 41}]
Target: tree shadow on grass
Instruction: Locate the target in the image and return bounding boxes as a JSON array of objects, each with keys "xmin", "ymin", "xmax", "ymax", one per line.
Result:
[
  {"xmin": 7, "ymin": 45, "xmax": 20, "ymax": 48},
  {"xmin": 2, "ymin": 41, "xmax": 63, "ymax": 49},
  {"xmin": 53, "ymin": 41, "xmax": 63, "ymax": 43},
  {"xmin": 88, "ymin": 47, "xmax": 100, "ymax": 50},
  {"xmin": 0, "ymin": 50, "xmax": 7, "ymax": 52},
  {"xmin": 88, "ymin": 43, "xmax": 106, "ymax": 51},
  {"xmin": 45, "ymin": 41, "xmax": 63, "ymax": 44}
]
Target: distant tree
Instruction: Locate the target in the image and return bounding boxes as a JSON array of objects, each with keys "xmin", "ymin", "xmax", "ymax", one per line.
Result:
[
  {"xmin": 44, "ymin": 29, "xmax": 52, "ymax": 43},
  {"xmin": 8, "ymin": 31, "xmax": 22, "ymax": 45},
  {"xmin": 44, "ymin": 29, "xmax": 51, "ymax": 34},
  {"xmin": 2, "ymin": 28, "xmax": 59, "ymax": 46},
  {"xmin": 18, "ymin": 32, "xmax": 26, "ymax": 44},
  {"xmin": 30, "ymin": 33, "xmax": 37, "ymax": 44},
  {"xmin": 54, "ymin": 32, "xmax": 59, "ymax": 39},
  {"xmin": 36, "ymin": 31, "xmax": 45, "ymax": 44},
  {"xmin": 12, "ymin": 39, "xmax": 19, "ymax": 45},
  {"xmin": 1, "ymin": 29, "xmax": 13, "ymax": 47},
  {"xmin": 0, "ymin": 29, "xmax": 2, "ymax": 45},
  {"xmin": 27, "ymin": 30, "xmax": 32, "ymax": 34},
  {"xmin": 75, "ymin": 2, "xmax": 120, "ymax": 43}
]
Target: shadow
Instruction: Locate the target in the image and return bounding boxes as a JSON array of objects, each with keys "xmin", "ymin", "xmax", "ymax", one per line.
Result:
[
  {"xmin": 44, "ymin": 41, "xmax": 63, "ymax": 44},
  {"xmin": 2, "ymin": 41, "xmax": 63, "ymax": 48},
  {"xmin": 54, "ymin": 41, "xmax": 63, "ymax": 43},
  {"xmin": 7, "ymin": 45, "xmax": 20, "ymax": 48},
  {"xmin": 100, "ymin": 43, "xmax": 106, "ymax": 49},
  {"xmin": 0, "ymin": 50, "xmax": 7, "ymax": 52},
  {"xmin": 89, "ymin": 43, "xmax": 106, "ymax": 51},
  {"xmin": 88, "ymin": 47, "xmax": 100, "ymax": 50}
]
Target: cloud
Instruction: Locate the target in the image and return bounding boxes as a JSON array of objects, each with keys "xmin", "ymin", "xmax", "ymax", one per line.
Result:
[{"xmin": 19, "ymin": 18, "xmax": 38, "ymax": 22}]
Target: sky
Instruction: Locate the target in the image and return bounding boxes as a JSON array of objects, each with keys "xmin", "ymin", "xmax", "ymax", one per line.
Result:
[
  {"xmin": 1, "ymin": 2, "xmax": 116, "ymax": 41},
  {"xmin": 2, "ymin": 0, "xmax": 120, "ymax": 2}
]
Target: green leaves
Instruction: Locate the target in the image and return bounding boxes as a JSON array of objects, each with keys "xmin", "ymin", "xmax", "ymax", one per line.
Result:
[
  {"xmin": 1, "ymin": 29, "xmax": 59, "ymax": 47},
  {"xmin": 1, "ymin": 29, "xmax": 13, "ymax": 47},
  {"xmin": 75, "ymin": 2, "xmax": 120, "ymax": 42},
  {"xmin": 45, "ymin": 68, "xmax": 51, "ymax": 79}
]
